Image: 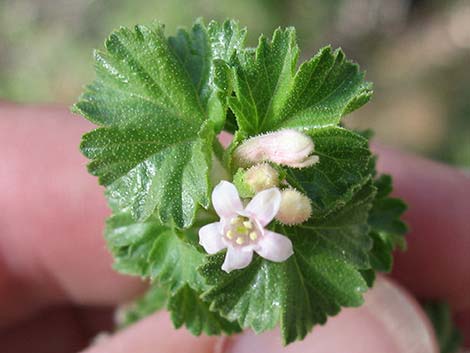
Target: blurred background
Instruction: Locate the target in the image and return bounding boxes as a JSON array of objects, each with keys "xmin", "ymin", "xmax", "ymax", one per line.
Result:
[{"xmin": 0, "ymin": 0, "xmax": 469, "ymax": 167}]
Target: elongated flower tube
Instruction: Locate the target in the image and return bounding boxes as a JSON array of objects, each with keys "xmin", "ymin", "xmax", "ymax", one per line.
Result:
[
  {"xmin": 199, "ymin": 181, "xmax": 293, "ymax": 272},
  {"xmin": 233, "ymin": 129, "xmax": 319, "ymax": 168}
]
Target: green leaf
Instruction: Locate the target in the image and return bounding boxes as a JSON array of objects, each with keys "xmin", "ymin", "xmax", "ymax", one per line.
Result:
[
  {"xmin": 359, "ymin": 269, "xmax": 376, "ymax": 287},
  {"xmin": 286, "ymin": 127, "xmax": 373, "ymax": 218},
  {"xmin": 103, "ymin": 165, "xmax": 224, "ymax": 334},
  {"xmin": 229, "ymin": 28, "xmax": 372, "ymax": 136},
  {"xmin": 369, "ymin": 175, "xmax": 407, "ymax": 247},
  {"xmin": 169, "ymin": 285, "xmax": 242, "ymax": 336},
  {"xmin": 368, "ymin": 231, "xmax": 393, "ymax": 272},
  {"xmin": 229, "ymin": 28, "xmax": 298, "ymax": 135},
  {"xmin": 118, "ymin": 282, "xmax": 168, "ymax": 328},
  {"xmin": 75, "ymin": 21, "xmax": 245, "ymax": 227},
  {"xmin": 105, "ymin": 212, "xmax": 206, "ymax": 292},
  {"xmin": 201, "ymin": 254, "xmax": 367, "ymax": 345},
  {"xmin": 368, "ymin": 175, "xmax": 407, "ymax": 272},
  {"xmin": 423, "ymin": 301, "xmax": 463, "ymax": 353},
  {"xmin": 118, "ymin": 280, "xmax": 242, "ymax": 336},
  {"xmin": 200, "ymin": 181, "xmax": 375, "ymax": 345},
  {"xmin": 169, "ymin": 20, "xmax": 246, "ymax": 131},
  {"xmin": 297, "ymin": 179, "xmax": 376, "ymax": 269},
  {"xmin": 74, "ymin": 20, "xmax": 407, "ymax": 345}
]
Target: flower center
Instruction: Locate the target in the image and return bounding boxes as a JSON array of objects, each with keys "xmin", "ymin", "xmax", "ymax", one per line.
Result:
[{"xmin": 225, "ymin": 216, "xmax": 260, "ymax": 246}]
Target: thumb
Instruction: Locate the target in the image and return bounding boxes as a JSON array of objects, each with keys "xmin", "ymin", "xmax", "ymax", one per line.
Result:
[{"xmin": 225, "ymin": 277, "xmax": 438, "ymax": 353}]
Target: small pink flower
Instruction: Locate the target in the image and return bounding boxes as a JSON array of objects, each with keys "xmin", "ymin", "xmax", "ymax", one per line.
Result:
[
  {"xmin": 199, "ymin": 181, "xmax": 293, "ymax": 272},
  {"xmin": 233, "ymin": 129, "xmax": 319, "ymax": 168}
]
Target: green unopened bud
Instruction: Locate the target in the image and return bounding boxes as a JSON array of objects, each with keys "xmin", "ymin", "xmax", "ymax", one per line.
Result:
[
  {"xmin": 276, "ymin": 188, "xmax": 312, "ymax": 225},
  {"xmin": 233, "ymin": 164, "xmax": 279, "ymax": 198},
  {"xmin": 245, "ymin": 163, "xmax": 279, "ymax": 193}
]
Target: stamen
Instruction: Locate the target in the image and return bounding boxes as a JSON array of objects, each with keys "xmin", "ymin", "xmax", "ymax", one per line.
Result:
[
  {"xmin": 249, "ymin": 232, "xmax": 258, "ymax": 240},
  {"xmin": 226, "ymin": 230, "xmax": 233, "ymax": 239},
  {"xmin": 236, "ymin": 237, "xmax": 245, "ymax": 245},
  {"xmin": 243, "ymin": 221, "xmax": 252, "ymax": 229}
]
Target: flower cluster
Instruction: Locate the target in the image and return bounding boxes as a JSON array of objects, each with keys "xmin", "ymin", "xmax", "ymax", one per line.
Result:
[{"xmin": 199, "ymin": 130, "xmax": 317, "ymax": 272}]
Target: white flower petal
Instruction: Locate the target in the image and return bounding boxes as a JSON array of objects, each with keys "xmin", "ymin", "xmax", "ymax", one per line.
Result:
[
  {"xmin": 199, "ymin": 222, "xmax": 226, "ymax": 254},
  {"xmin": 221, "ymin": 247, "xmax": 253, "ymax": 273},
  {"xmin": 245, "ymin": 187, "xmax": 281, "ymax": 226},
  {"xmin": 212, "ymin": 181, "xmax": 243, "ymax": 218},
  {"xmin": 256, "ymin": 230, "xmax": 293, "ymax": 262}
]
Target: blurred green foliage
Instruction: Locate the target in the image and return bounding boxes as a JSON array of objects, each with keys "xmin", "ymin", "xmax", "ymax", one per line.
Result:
[
  {"xmin": 0, "ymin": 0, "xmax": 469, "ymax": 166},
  {"xmin": 0, "ymin": 0, "xmax": 338, "ymax": 103}
]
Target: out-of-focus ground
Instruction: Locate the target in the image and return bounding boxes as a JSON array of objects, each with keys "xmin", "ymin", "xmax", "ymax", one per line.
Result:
[{"xmin": 0, "ymin": 0, "xmax": 469, "ymax": 166}]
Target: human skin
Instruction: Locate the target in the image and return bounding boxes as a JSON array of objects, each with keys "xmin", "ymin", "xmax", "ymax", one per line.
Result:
[{"xmin": 0, "ymin": 103, "xmax": 469, "ymax": 352}]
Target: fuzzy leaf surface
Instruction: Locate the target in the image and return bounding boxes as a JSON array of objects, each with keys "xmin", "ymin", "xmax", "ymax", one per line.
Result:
[
  {"xmin": 229, "ymin": 28, "xmax": 372, "ymax": 136},
  {"xmin": 286, "ymin": 127, "xmax": 373, "ymax": 217},
  {"xmin": 200, "ymin": 182, "xmax": 375, "ymax": 344},
  {"xmin": 105, "ymin": 212, "xmax": 206, "ymax": 292},
  {"xmin": 75, "ymin": 21, "xmax": 245, "ymax": 227},
  {"xmin": 368, "ymin": 175, "xmax": 407, "ymax": 272},
  {"xmin": 169, "ymin": 285, "xmax": 242, "ymax": 336}
]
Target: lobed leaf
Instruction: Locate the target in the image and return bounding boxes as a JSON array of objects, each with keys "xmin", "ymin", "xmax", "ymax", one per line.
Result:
[
  {"xmin": 169, "ymin": 285, "xmax": 242, "ymax": 336},
  {"xmin": 286, "ymin": 127, "xmax": 373, "ymax": 218},
  {"xmin": 200, "ymin": 181, "xmax": 375, "ymax": 345},
  {"xmin": 75, "ymin": 21, "xmax": 245, "ymax": 227},
  {"xmin": 74, "ymin": 19, "xmax": 407, "ymax": 345},
  {"xmin": 105, "ymin": 212, "xmax": 206, "ymax": 292},
  {"xmin": 229, "ymin": 28, "xmax": 372, "ymax": 136},
  {"xmin": 367, "ymin": 174, "xmax": 408, "ymax": 272}
]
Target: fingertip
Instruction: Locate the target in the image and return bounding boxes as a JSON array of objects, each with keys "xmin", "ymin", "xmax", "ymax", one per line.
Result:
[
  {"xmin": 0, "ymin": 104, "xmax": 146, "ymax": 322},
  {"xmin": 82, "ymin": 311, "xmax": 219, "ymax": 353},
  {"xmin": 372, "ymin": 144, "xmax": 470, "ymax": 310}
]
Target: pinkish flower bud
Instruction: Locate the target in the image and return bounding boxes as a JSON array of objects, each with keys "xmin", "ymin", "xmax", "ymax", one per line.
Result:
[
  {"xmin": 244, "ymin": 163, "xmax": 279, "ymax": 193},
  {"xmin": 275, "ymin": 188, "xmax": 312, "ymax": 225},
  {"xmin": 233, "ymin": 129, "xmax": 319, "ymax": 168}
]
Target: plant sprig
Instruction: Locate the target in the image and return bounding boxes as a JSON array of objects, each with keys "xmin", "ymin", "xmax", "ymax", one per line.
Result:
[{"xmin": 74, "ymin": 19, "xmax": 406, "ymax": 345}]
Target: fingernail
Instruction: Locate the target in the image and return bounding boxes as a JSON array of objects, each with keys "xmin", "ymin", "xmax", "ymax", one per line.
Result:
[{"xmin": 224, "ymin": 277, "xmax": 438, "ymax": 353}]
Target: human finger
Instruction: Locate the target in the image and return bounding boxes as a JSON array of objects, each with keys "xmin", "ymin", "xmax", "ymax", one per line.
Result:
[
  {"xmin": 0, "ymin": 103, "xmax": 145, "ymax": 325},
  {"xmin": 82, "ymin": 311, "xmax": 219, "ymax": 353},
  {"xmin": 373, "ymin": 144, "xmax": 470, "ymax": 311}
]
